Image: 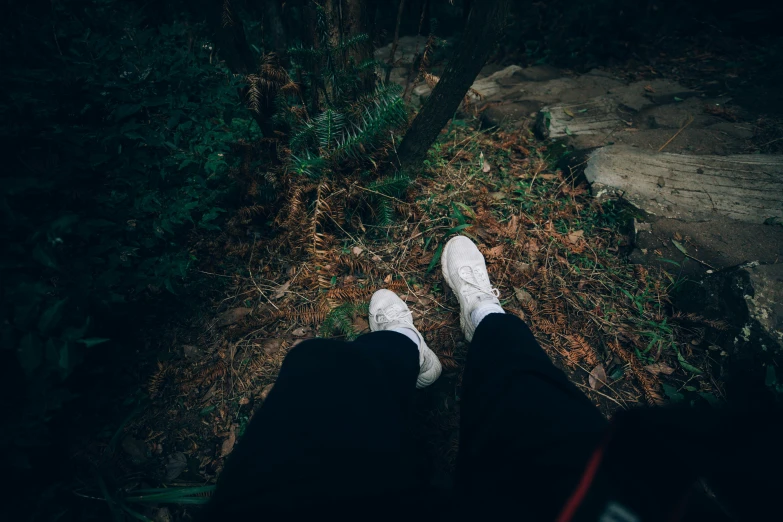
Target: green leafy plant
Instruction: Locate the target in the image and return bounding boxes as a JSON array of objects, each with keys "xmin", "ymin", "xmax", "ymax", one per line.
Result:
[
  {"xmin": 1, "ymin": 0, "xmax": 257, "ymax": 467},
  {"xmin": 273, "ymin": 5, "xmax": 407, "ymax": 182}
]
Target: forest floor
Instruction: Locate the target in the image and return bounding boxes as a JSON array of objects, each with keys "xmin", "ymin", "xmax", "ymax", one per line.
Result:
[
  {"xmin": 87, "ymin": 39, "xmax": 783, "ymax": 520},
  {"xmin": 116, "ymin": 120, "xmax": 728, "ymax": 512}
]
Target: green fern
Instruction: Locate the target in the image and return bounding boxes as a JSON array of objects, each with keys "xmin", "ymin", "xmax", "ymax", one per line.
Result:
[
  {"xmin": 335, "ymin": 33, "xmax": 370, "ymax": 53},
  {"xmin": 375, "ymin": 198, "xmax": 395, "ymax": 227},
  {"xmin": 290, "ymin": 152, "xmax": 327, "ymax": 178},
  {"xmin": 320, "ymin": 302, "xmax": 369, "ymax": 340},
  {"xmin": 331, "ymin": 87, "xmax": 406, "ymax": 160},
  {"xmin": 367, "ymin": 173, "xmax": 411, "ymax": 198},
  {"xmin": 313, "ymin": 109, "xmax": 346, "ymax": 152}
]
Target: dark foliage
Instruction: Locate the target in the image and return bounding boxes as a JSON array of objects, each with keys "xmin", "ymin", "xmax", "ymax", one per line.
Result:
[{"xmin": 1, "ymin": 0, "xmax": 256, "ymax": 474}]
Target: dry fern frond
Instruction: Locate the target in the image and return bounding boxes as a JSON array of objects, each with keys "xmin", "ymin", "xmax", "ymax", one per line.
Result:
[
  {"xmin": 276, "ymin": 183, "xmax": 309, "ymax": 231},
  {"xmin": 336, "ymin": 254, "xmax": 375, "ymax": 276},
  {"xmin": 438, "ymin": 346, "xmax": 461, "ymax": 372},
  {"xmin": 309, "ymin": 181, "xmax": 332, "ymax": 259},
  {"xmin": 535, "ymin": 318, "xmax": 557, "ymax": 334},
  {"xmin": 237, "ymin": 205, "xmax": 266, "ymax": 219},
  {"xmin": 608, "ymin": 341, "xmax": 662, "ymax": 405},
  {"xmin": 326, "ymin": 285, "xmax": 374, "ymax": 301},
  {"xmin": 188, "ymin": 360, "xmax": 227, "ymax": 389},
  {"xmin": 566, "ymin": 335, "xmax": 599, "ymax": 367},
  {"xmin": 634, "ymin": 265, "xmax": 649, "ymax": 286},
  {"xmin": 671, "ymin": 312, "xmax": 729, "ymax": 331},
  {"xmin": 246, "ymin": 53, "xmax": 292, "ymax": 113},
  {"xmin": 384, "ymin": 280, "xmax": 407, "ymax": 293},
  {"xmin": 148, "ymin": 361, "xmax": 170, "ymax": 398},
  {"xmin": 226, "ymin": 240, "xmax": 250, "ymax": 257},
  {"xmin": 291, "ymin": 303, "xmax": 328, "ymax": 325}
]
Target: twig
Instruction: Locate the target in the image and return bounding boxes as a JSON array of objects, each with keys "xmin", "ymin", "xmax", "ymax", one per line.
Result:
[
  {"xmin": 575, "ymin": 382, "xmax": 626, "ymax": 408},
  {"xmin": 354, "ymin": 184, "xmax": 409, "ymax": 205},
  {"xmin": 248, "ymin": 236, "xmax": 280, "ymax": 312},
  {"xmin": 658, "ymin": 115, "xmax": 694, "ymax": 152},
  {"xmin": 685, "ymin": 253, "xmax": 717, "ymax": 271}
]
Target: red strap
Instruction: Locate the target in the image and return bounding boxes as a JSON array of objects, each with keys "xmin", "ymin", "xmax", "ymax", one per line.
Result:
[{"xmin": 555, "ymin": 440, "xmax": 608, "ymax": 522}]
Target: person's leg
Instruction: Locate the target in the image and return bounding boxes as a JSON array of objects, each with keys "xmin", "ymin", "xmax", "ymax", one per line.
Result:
[
  {"xmin": 458, "ymin": 313, "xmax": 607, "ymax": 519},
  {"xmin": 441, "ymin": 236, "xmax": 606, "ymax": 519},
  {"xmin": 203, "ymin": 291, "xmax": 442, "ymax": 519}
]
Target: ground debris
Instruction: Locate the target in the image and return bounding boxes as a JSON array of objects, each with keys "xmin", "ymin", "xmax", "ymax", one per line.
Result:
[{"xmin": 217, "ymin": 307, "xmax": 252, "ymax": 327}]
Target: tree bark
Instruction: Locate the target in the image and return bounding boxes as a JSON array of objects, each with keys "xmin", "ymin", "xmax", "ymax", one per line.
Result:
[
  {"xmin": 322, "ymin": 0, "xmax": 375, "ymax": 96},
  {"xmin": 396, "ymin": 0, "xmax": 510, "ymax": 172}
]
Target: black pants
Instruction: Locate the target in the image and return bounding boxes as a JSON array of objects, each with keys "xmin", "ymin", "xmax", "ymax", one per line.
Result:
[{"xmin": 204, "ymin": 313, "xmax": 608, "ymax": 520}]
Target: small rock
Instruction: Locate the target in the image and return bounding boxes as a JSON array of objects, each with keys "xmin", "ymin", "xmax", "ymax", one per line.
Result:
[
  {"xmin": 373, "ymin": 255, "xmax": 383, "ymax": 263},
  {"xmin": 352, "ymin": 246, "xmax": 364, "ymax": 256},
  {"xmin": 489, "ymin": 191, "xmax": 507, "ymax": 201}
]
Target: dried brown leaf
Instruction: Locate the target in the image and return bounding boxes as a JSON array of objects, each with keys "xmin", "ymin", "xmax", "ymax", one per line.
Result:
[
  {"xmin": 220, "ymin": 428, "xmax": 236, "ymax": 457},
  {"xmin": 644, "ymin": 362, "xmax": 675, "ymax": 376},
  {"xmin": 589, "ymin": 364, "xmax": 607, "ymax": 390},
  {"xmin": 217, "ymin": 307, "xmax": 252, "ymax": 327}
]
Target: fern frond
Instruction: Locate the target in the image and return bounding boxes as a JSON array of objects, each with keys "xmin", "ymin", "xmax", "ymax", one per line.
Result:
[
  {"xmin": 313, "ymin": 109, "xmax": 346, "ymax": 152},
  {"xmin": 331, "ymin": 88, "xmax": 406, "ymax": 160},
  {"xmin": 367, "ymin": 173, "xmax": 411, "ymax": 198},
  {"xmin": 336, "ymin": 33, "xmax": 370, "ymax": 53},
  {"xmin": 375, "ymin": 198, "xmax": 395, "ymax": 226},
  {"xmin": 288, "ymin": 45, "xmax": 324, "ymax": 65},
  {"xmin": 289, "ymin": 119, "xmax": 316, "ymax": 154},
  {"xmin": 259, "ymin": 52, "xmax": 289, "ymax": 84},
  {"xmin": 246, "ymin": 75, "xmax": 261, "ymax": 113},
  {"xmin": 290, "ymin": 152, "xmax": 327, "ymax": 178},
  {"xmin": 320, "ymin": 301, "xmax": 370, "ymax": 340},
  {"xmin": 357, "ymin": 58, "xmax": 380, "ymax": 72}
]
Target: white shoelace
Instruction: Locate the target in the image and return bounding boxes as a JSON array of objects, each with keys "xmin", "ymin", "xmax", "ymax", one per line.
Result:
[
  {"xmin": 374, "ymin": 305, "xmax": 414, "ymax": 326},
  {"xmin": 458, "ymin": 266, "xmax": 500, "ymax": 301}
]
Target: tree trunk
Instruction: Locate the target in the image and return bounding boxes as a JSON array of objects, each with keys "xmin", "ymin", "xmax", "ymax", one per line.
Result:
[
  {"xmin": 322, "ymin": 0, "xmax": 375, "ymax": 95},
  {"xmin": 396, "ymin": 0, "xmax": 510, "ymax": 172}
]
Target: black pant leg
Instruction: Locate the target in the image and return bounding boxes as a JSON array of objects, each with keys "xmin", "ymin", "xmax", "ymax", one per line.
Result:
[
  {"xmin": 203, "ymin": 331, "xmax": 424, "ymax": 518},
  {"xmin": 457, "ymin": 313, "xmax": 607, "ymax": 520}
]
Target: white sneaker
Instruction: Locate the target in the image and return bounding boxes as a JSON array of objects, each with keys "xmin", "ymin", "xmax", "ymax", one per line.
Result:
[
  {"xmin": 369, "ymin": 289, "xmax": 442, "ymax": 388},
  {"xmin": 441, "ymin": 236, "xmax": 502, "ymax": 341}
]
